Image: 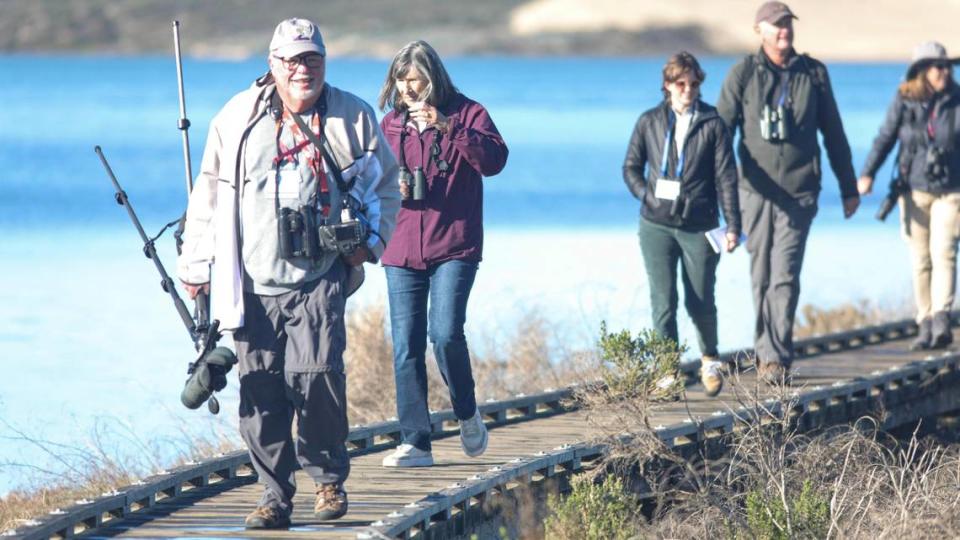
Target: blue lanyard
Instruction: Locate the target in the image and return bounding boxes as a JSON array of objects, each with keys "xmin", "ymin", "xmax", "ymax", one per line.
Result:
[
  {"xmin": 659, "ymin": 103, "xmax": 696, "ymax": 179},
  {"xmin": 777, "ymin": 72, "xmax": 790, "ymax": 108}
]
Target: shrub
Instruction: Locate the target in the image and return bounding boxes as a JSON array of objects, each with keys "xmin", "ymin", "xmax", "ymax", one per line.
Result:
[
  {"xmin": 544, "ymin": 475, "xmax": 639, "ymax": 540},
  {"xmin": 596, "ymin": 322, "xmax": 684, "ymax": 402},
  {"xmin": 743, "ymin": 480, "xmax": 829, "ymax": 540}
]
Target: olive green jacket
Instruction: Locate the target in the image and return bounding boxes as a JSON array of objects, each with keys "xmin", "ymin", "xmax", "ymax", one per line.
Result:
[{"xmin": 717, "ymin": 50, "xmax": 857, "ymax": 202}]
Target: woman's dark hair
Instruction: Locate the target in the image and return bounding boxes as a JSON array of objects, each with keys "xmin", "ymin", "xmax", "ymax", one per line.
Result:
[
  {"xmin": 378, "ymin": 40, "xmax": 458, "ymax": 112},
  {"xmin": 661, "ymin": 51, "xmax": 706, "ymax": 100}
]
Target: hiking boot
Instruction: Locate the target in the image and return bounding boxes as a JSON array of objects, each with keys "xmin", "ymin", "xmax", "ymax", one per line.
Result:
[
  {"xmin": 244, "ymin": 505, "xmax": 290, "ymax": 529},
  {"xmin": 910, "ymin": 317, "xmax": 933, "ymax": 351},
  {"xmin": 459, "ymin": 409, "xmax": 489, "ymax": 457},
  {"xmin": 930, "ymin": 311, "xmax": 954, "ymax": 349},
  {"xmin": 758, "ymin": 361, "xmax": 790, "ymax": 386},
  {"xmin": 382, "ymin": 443, "xmax": 434, "ymax": 467},
  {"xmin": 314, "ymin": 483, "xmax": 348, "ymax": 521},
  {"xmin": 700, "ymin": 356, "xmax": 724, "ymax": 397}
]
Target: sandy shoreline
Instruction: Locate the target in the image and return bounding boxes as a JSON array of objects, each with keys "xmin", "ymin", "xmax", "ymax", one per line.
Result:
[
  {"xmin": 509, "ymin": 0, "xmax": 960, "ymax": 61},
  {"xmin": 3, "ymin": 0, "xmax": 958, "ymax": 61}
]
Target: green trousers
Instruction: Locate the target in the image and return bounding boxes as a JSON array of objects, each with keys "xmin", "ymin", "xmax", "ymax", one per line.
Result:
[{"xmin": 638, "ymin": 217, "xmax": 721, "ymax": 356}]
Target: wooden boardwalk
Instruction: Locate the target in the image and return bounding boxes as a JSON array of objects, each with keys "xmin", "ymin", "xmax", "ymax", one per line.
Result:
[{"xmin": 69, "ymin": 328, "xmax": 959, "ymax": 540}]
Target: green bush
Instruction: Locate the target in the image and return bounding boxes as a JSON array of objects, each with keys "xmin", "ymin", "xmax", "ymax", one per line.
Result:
[
  {"xmin": 743, "ymin": 480, "xmax": 829, "ymax": 539},
  {"xmin": 544, "ymin": 475, "xmax": 639, "ymax": 540},
  {"xmin": 596, "ymin": 322, "xmax": 685, "ymax": 401}
]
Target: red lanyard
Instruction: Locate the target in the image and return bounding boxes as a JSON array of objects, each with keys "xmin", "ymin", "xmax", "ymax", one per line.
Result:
[{"xmin": 274, "ymin": 110, "xmax": 331, "ymax": 217}]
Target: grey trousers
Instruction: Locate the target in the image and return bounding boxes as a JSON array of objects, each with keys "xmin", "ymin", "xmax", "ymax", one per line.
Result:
[
  {"xmin": 233, "ymin": 262, "xmax": 349, "ymax": 514},
  {"xmin": 740, "ymin": 190, "xmax": 818, "ymax": 366}
]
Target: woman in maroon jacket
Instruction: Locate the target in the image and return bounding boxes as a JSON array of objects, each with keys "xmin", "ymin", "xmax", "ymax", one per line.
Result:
[{"xmin": 377, "ymin": 41, "xmax": 508, "ymax": 468}]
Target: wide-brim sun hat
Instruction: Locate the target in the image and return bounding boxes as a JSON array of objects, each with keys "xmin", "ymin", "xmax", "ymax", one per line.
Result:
[{"xmin": 906, "ymin": 41, "xmax": 960, "ymax": 79}]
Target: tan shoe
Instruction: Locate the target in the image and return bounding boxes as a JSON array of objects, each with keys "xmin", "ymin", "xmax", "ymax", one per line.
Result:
[
  {"xmin": 315, "ymin": 483, "xmax": 348, "ymax": 520},
  {"xmin": 700, "ymin": 356, "xmax": 723, "ymax": 397},
  {"xmin": 244, "ymin": 505, "xmax": 290, "ymax": 529}
]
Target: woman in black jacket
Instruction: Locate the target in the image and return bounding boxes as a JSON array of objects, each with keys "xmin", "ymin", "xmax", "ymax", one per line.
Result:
[
  {"xmin": 623, "ymin": 51, "xmax": 740, "ymax": 397},
  {"xmin": 859, "ymin": 41, "xmax": 960, "ymax": 350}
]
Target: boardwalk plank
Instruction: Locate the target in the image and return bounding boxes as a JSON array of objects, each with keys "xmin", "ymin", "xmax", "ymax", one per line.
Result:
[{"xmin": 92, "ymin": 331, "xmax": 958, "ymax": 539}]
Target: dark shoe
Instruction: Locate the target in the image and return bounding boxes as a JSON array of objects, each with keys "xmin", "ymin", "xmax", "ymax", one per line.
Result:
[
  {"xmin": 244, "ymin": 505, "xmax": 290, "ymax": 529},
  {"xmin": 315, "ymin": 483, "xmax": 348, "ymax": 520},
  {"xmin": 758, "ymin": 361, "xmax": 790, "ymax": 386},
  {"xmin": 930, "ymin": 311, "xmax": 953, "ymax": 349},
  {"xmin": 910, "ymin": 318, "xmax": 933, "ymax": 351}
]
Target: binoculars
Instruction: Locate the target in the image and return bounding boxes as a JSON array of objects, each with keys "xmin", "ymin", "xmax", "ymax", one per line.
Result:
[
  {"xmin": 399, "ymin": 166, "xmax": 427, "ymax": 201},
  {"xmin": 279, "ymin": 205, "xmax": 319, "ymax": 260},
  {"xmin": 760, "ymin": 104, "xmax": 791, "ymax": 142},
  {"xmin": 279, "ymin": 205, "xmax": 368, "ymax": 260}
]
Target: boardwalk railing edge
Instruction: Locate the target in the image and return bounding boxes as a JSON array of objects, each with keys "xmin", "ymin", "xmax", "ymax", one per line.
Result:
[
  {"xmin": 359, "ymin": 348, "xmax": 960, "ymax": 539},
  {"xmin": 1, "ymin": 314, "xmax": 943, "ymax": 539}
]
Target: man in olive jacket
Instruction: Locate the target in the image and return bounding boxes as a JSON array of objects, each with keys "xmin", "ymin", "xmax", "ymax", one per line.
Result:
[{"xmin": 716, "ymin": 1, "xmax": 860, "ymax": 383}]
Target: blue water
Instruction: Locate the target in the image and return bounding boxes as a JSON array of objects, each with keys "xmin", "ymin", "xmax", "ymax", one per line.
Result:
[{"xmin": 0, "ymin": 55, "xmax": 913, "ymax": 493}]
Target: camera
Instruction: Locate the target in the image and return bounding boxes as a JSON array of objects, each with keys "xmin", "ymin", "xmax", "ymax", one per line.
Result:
[
  {"xmin": 319, "ymin": 204, "xmax": 368, "ymax": 255},
  {"xmin": 279, "ymin": 204, "xmax": 369, "ymax": 260},
  {"xmin": 278, "ymin": 206, "xmax": 320, "ymax": 260},
  {"xmin": 318, "ymin": 219, "xmax": 366, "ymax": 255},
  {"xmin": 760, "ymin": 104, "xmax": 791, "ymax": 141},
  {"xmin": 925, "ymin": 146, "xmax": 949, "ymax": 182},
  {"xmin": 875, "ymin": 177, "xmax": 908, "ymax": 222}
]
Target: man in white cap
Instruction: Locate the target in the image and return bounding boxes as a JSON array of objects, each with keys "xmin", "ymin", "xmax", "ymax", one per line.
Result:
[
  {"xmin": 717, "ymin": 2, "xmax": 859, "ymax": 385},
  {"xmin": 177, "ymin": 17, "xmax": 400, "ymax": 528}
]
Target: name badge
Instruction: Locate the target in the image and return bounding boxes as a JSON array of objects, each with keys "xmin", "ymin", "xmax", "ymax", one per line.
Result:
[
  {"xmin": 276, "ymin": 166, "xmax": 301, "ymax": 199},
  {"xmin": 654, "ymin": 178, "xmax": 681, "ymax": 201}
]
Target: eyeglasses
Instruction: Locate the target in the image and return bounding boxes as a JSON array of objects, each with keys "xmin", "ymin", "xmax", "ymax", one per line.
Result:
[
  {"xmin": 672, "ymin": 80, "xmax": 702, "ymax": 89},
  {"xmin": 273, "ymin": 54, "xmax": 324, "ymax": 70},
  {"xmin": 931, "ymin": 61, "xmax": 952, "ymax": 71}
]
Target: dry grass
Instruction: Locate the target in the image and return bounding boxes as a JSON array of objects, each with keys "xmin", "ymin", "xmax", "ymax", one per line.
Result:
[
  {"xmin": 2, "ymin": 302, "xmax": 595, "ymax": 532},
  {"xmin": 543, "ymin": 350, "xmax": 960, "ymax": 539},
  {"xmin": 0, "ymin": 418, "xmax": 238, "ymax": 534},
  {"xmin": 343, "ymin": 302, "xmax": 599, "ymax": 425},
  {"xmin": 794, "ymin": 299, "xmax": 912, "ymax": 340}
]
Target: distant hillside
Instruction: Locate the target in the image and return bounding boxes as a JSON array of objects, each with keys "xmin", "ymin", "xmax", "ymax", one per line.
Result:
[{"xmin": 2, "ymin": 0, "xmax": 959, "ymax": 60}]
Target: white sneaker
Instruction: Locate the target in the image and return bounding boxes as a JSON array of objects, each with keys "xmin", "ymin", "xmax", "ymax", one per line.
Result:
[
  {"xmin": 459, "ymin": 410, "xmax": 488, "ymax": 457},
  {"xmin": 382, "ymin": 444, "xmax": 434, "ymax": 467},
  {"xmin": 701, "ymin": 358, "xmax": 724, "ymax": 397}
]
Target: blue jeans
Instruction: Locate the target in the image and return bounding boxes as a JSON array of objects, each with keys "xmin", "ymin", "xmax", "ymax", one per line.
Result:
[{"xmin": 385, "ymin": 259, "xmax": 479, "ymax": 451}]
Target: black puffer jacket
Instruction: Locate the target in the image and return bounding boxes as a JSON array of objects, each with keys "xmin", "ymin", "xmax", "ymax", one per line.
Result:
[
  {"xmin": 861, "ymin": 83, "xmax": 960, "ymax": 194},
  {"xmin": 623, "ymin": 100, "xmax": 740, "ymax": 235}
]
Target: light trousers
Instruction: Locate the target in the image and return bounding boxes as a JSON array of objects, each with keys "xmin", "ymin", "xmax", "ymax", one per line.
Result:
[{"xmin": 901, "ymin": 190, "xmax": 960, "ymax": 321}]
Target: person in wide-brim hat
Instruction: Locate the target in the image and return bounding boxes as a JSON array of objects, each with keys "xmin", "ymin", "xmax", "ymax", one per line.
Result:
[
  {"xmin": 906, "ymin": 40, "xmax": 960, "ymax": 80},
  {"xmin": 859, "ymin": 40, "xmax": 960, "ymax": 352}
]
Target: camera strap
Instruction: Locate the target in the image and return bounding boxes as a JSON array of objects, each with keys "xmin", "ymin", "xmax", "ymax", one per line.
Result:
[
  {"xmin": 287, "ymin": 102, "xmax": 356, "ymax": 202},
  {"xmin": 271, "ymin": 90, "xmax": 332, "ymax": 219},
  {"xmin": 397, "ymin": 110, "xmax": 410, "ymax": 169}
]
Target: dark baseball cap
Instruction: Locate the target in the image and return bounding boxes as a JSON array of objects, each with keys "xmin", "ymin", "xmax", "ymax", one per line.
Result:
[{"xmin": 755, "ymin": 1, "xmax": 797, "ymax": 25}]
